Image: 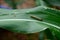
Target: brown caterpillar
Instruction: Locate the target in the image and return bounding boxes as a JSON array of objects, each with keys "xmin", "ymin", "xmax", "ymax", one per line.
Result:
[{"xmin": 30, "ymin": 15, "xmax": 43, "ymax": 21}]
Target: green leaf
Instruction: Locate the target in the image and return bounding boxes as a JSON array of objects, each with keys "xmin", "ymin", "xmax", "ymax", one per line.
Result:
[
  {"xmin": 36, "ymin": 0, "xmax": 46, "ymax": 6},
  {"xmin": 43, "ymin": 0, "xmax": 60, "ymax": 7},
  {"xmin": 0, "ymin": 6, "xmax": 60, "ymax": 39},
  {"xmin": 0, "ymin": 19, "xmax": 48, "ymax": 34}
]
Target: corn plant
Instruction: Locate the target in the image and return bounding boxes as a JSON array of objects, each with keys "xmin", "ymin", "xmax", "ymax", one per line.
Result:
[{"xmin": 0, "ymin": 0, "xmax": 60, "ymax": 40}]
